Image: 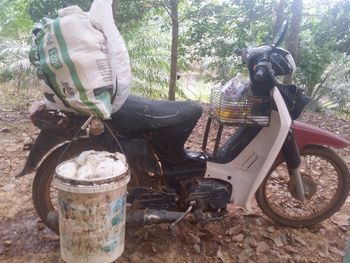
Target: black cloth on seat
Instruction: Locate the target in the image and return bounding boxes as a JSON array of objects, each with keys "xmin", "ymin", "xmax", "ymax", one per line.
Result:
[{"xmin": 111, "ymin": 95, "xmax": 203, "ymax": 132}]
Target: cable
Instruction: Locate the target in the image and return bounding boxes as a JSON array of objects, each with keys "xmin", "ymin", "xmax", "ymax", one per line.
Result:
[
  {"xmin": 105, "ymin": 122, "xmax": 127, "ymax": 159},
  {"xmin": 57, "ymin": 115, "xmax": 94, "ymax": 165}
]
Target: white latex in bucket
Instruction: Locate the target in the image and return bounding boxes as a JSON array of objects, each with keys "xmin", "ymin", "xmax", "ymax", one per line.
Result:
[{"xmin": 54, "ymin": 151, "xmax": 130, "ymax": 263}]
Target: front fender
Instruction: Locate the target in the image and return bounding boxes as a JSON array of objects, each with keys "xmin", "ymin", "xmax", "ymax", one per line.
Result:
[
  {"xmin": 292, "ymin": 121, "xmax": 349, "ymax": 150},
  {"xmin": 15, "ymin": 130, "xmax": 70, "ymax": 177}
]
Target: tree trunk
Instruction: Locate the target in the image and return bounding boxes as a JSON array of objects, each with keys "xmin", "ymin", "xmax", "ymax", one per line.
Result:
[
  {"xmin": 284, "ymin": 0, "xmax": 303, "ymax": 84},
  {"xmin": 168, "ymin": 0, "xmax": 179, "ymax": 101},
  {"xmin": 272, "ymin": 0, "xmax": 288, "ymax": 37}
]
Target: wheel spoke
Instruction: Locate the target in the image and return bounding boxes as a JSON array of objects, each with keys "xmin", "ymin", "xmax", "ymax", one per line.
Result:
[
  {"xmin": 259, "ymin": 147, "xmax": 345, "ymax": 226},
  {"xmin": 313, "ymin": 161, "xmax": 332, "ymax": 183},
  {"xmin": 269, "ymin": 179, "xmax": 288, "ymax": 188}
]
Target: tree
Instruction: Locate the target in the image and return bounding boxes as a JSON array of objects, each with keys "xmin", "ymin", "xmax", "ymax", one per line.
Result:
[
  {"xmin": 1, "ymin": 0, "xmax": 348, "ymax": 113},
  {"xmin": 271, "ymin": 0, "xmax": 288, "ymax": 37},
  {"xmin": 115, "ymin": 0, "xmax": 150, "ymax": 30},
  {"xmin": 296, "ymin": 0, "xmax": 350, "ymax": 112},
  {"xmin": 321, "ymin": 0, "xmax": 350, "ymax": 55},
  {"xmin": 137, "ymin": 0, "xmax": 182, "ymax": 101},
  {"xmin": 182, "ymin": 0, "xmax": 275, "ymax": 81},
  {"xmin": 124, "ymin": 21, "xmax": 172, "ymax": 98},
  {"xmin": 168, "ymin": 0, "xmax": 179, "ymax": 101},
  {"xmin": 283, "ymin": 0, "xmax": 303, "ymax": 84}
]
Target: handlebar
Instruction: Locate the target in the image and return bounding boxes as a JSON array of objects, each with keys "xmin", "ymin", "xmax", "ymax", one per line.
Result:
[
  {"xmin": 254, "ymin": 66, "xmax": 268, "ymax": 82},
  {"xmin": 253, "ymin": 61, "xmax": 290, "ymax": 89},
  {"xmin": 235, "ymin": 47, "xmax": 292, "ymax": 89}
]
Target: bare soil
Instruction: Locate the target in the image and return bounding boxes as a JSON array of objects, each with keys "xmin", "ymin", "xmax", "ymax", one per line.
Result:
[{"xmin": 0, "ymin": 108, "xmax": 349, "ymax": 263}]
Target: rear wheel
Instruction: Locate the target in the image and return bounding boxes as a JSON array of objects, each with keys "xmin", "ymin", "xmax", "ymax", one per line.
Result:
[
  {"xmin": 32, "ymin": 142, "xmax": 144, "ymax": 233},
  {"xmin": 256, "ymin": 145, "xmax": 350, "ymax": 227}
]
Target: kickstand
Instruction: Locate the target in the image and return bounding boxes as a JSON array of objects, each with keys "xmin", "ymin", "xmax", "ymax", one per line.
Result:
[{"xmin": 169, "ymin": 201, "xmax": 195, "ymax": 235}]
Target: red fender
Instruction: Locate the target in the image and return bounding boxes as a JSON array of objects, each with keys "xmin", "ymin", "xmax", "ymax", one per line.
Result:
[{"xmin": 292, "ymin": 121, "xmax": 349, "ymax": 150}]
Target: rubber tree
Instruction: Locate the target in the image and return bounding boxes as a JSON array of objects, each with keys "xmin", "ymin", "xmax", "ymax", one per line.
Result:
[
  {"xmin": 284, "ymin": 0, "xmax": 303, "ymax": 84},
  {"xmin": 168, "ymin": 0, "xmax": 179, "ymax": 101},
  {"xmin": 142, "ymin": 0, "xmax": 180, "ymax": 101},
  {"xmin": 271, "ymin": 0, "xmax": 288, "ymax": 37}
]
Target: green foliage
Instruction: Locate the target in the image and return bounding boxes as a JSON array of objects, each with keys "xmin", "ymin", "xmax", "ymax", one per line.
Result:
[
  {"xmin": 0, "ymin": 0, "xmax": 35, "ymax": 89},
  {"xmin": 297, "ymin": 29, "xmax": 334, "ymax": 95},
  {"xmin": 0, "ymin": 38, "xmax": 36, "ymax": 88},
  {"xmin": 28, "ymin": 0, "xmax": 92, "ymax": 21},
  {"xmin": 181, "ymin": 0, "xmax": 274, "ymax": 81},
  {"xmin": 28, "ymin": 0, "xmax": 154, "ymax": 28},
  {"xmin": 316, "ymin": 0, "xmax": 350, "ymax": 55},
  {"xmin": 296, "ymin": 1, "xmax": 350, "ymax": 112},
  {"xmin": 0, "ymin": 0, "xmax": 349, "ymax": 113},
  {"xmin": 126, "ymin": 27, "xmax": 171, "ymax": 98},
  {"xmin": 116, "ymin": 1, "xmax": 151, "ymax": 29},
  {"xmin": 305, "ymin": 54, "xmax": 350, "ymax": 111},
  {"xmin": 0, "ymin": 0, "xmax": 34, "ymax": 38}
]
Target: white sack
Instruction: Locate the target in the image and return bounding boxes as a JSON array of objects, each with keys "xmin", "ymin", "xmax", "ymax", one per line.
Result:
[{"xmin": 31, "ymin": 1, "xmax": 131, "ymax": 117}]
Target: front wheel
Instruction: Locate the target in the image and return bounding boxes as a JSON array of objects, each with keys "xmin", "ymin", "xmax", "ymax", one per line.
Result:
[{"xmin": 256, "ymin": 145, "xmax": 350, "ymax": 227}]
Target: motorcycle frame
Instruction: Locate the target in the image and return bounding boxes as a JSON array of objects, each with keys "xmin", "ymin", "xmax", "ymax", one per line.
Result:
[
  {"xmin": 16, "ymin": 89, "xmax": 349, "ymax": 212},
  {"xmin": 205, "ymin": 86, "xmax": 292, "ymax": 210}
]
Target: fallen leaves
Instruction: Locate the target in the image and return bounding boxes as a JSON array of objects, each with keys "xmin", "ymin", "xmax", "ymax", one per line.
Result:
[
  {"xmin": 217, "ymin": 247, "xmax": 227, "ymax": 263},
  {"xmin": 0, "ymin": 107, "xmax": 349, "ymax": 263},
  {"xmin": 330, "ymin": 212, "xmax": 349, "ymax": 227}
]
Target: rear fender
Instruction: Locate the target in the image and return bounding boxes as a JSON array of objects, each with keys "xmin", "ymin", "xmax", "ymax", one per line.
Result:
[
  {"xmin": 292, "ymin": 121, "xmax": 349, "ymax": 150},
  {"xmin": 15, "ymin": 130, "xmax": 71, "ymax": 177},
  {"xmin": 15, "ymin": 129, "xmax": 151, "ymax": 178}
]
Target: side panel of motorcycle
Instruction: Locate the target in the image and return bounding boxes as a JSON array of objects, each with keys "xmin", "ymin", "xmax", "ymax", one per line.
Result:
[
  {"xmin": 204, "ymin": 87, "xmax": 292, "ymax": 210},
  {"xmin": 292, "ymin": 121, "xmax": 349, "ymax": 149}
]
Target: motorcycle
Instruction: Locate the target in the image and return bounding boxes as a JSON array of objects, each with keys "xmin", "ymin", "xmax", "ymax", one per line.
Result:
[{"xmin": 16, "ymin": 22, "xmax": 349, "ymax": 234}]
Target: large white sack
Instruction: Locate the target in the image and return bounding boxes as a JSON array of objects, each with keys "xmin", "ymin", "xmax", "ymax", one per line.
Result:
[
  {"xmin": 38, "ymin": 6, "xmax": 114, "ymax": 118},
  {"xmin": 31, "ymin": 1, "xmax": 131, "ymax": 117}
]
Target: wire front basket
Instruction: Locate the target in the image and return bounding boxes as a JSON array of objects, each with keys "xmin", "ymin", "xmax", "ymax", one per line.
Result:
[{"xmin": 209, "ymin": 86, "xmax": 271, "ymax": 127}]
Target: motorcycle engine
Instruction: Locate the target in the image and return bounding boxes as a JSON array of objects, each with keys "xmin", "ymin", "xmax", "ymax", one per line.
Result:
[{"xmin": 181, "ymin": 179, "xmax": 231, "ymax": 211}]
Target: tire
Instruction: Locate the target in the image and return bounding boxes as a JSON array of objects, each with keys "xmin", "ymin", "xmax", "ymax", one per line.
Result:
[{"xmin": 256, "ymin": 145, "xmax": 350, "ymax": 227}]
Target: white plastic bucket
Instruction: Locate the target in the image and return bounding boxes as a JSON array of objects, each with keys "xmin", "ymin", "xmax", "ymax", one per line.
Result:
[{"xmin": 54, "ymin": 155, "xmax": 130, "ymax": 263}]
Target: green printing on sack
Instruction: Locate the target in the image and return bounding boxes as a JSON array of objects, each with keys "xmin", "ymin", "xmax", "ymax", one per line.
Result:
[
  {"xmin": 38, "ymin": 30, "xmax": 67, "ymax": 104},
  {"xmin": 48, "ymin": 47, "xmax": 62, "ymax": 70},
  {"xmin": 53, "ymin": 18, "xmax": 105, "ymax": 118},
  {"xmin": 29, "ymin": 43, "xmax": 45, "ymax": 80},
  {"xmin": 37, "ymin": 24, "xmax": 85, "ymax": 115}
]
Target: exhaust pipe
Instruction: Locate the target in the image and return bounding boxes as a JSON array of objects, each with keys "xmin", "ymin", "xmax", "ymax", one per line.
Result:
[
  {"xmin": 47, "ymin": 209, "xmax": 184, "ymax": 229},
  {"xmin": 126, "ymin": 209, "xmax": 184, "ymax": 226}
]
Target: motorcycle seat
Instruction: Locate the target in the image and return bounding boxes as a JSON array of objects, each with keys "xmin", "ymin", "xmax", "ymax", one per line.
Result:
[{"xmin": 111, "ymin": 95, "xmax": 203, "ymax": 132}]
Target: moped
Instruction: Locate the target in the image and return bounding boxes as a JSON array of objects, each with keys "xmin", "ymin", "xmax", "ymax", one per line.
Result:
[{"xmin": 16, "ymin": 22, "xmax": 349, "ymax": 233}]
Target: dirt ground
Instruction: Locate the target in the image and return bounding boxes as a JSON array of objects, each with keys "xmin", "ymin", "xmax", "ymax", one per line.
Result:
[{"xmin": 0, "ymin": 108, "xmax": 349, "ymax": 263}]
